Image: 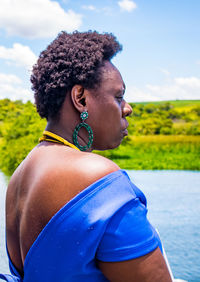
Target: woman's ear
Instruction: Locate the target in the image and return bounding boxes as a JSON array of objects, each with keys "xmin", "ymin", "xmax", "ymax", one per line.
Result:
[{"xmin": 71, "ymin": 85, "xmax": 86, "ymax": 113}]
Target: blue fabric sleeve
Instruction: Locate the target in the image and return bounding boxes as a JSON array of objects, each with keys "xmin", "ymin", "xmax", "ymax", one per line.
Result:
[{"xmin": 96, "ymin": 196, "xmax": 160, "ymax": 262}]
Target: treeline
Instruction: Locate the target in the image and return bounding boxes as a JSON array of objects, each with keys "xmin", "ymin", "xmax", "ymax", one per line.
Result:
[
  {"xmin": 0, "ymin": 98, "xmax": 199, "ymax": 175},
  {"xmin": 0, "ymin": 99, "xmax": 46, "ymax": 175},
  {"xmin": 127, "ymin": 102, "xmax": 200, "ymax": 135}
]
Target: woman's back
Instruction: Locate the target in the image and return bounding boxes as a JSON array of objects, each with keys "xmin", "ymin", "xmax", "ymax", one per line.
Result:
[{"xmin": 6, "ymin": 142, "xmax": 119, "ymax": 275}]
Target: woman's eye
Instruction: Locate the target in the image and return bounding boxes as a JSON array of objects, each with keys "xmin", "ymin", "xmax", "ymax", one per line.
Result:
[{"xmin": 116, "ymin": 96, "xmax": 123, "ymax": 103}]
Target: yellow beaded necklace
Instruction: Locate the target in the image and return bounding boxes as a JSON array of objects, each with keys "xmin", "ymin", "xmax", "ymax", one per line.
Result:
[{"xmin": 39, "ymin": 131, "xmax": 80, "ymax": 151}]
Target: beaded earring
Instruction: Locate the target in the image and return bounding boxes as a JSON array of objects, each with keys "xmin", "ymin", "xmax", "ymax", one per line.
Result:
[{"xmin": 73, "ymin": 111, "xmax": 93, "ymax": 151}]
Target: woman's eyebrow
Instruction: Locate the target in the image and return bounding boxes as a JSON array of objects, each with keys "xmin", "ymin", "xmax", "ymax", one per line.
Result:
[{"xmin": 116, "ymin": 89, "xmax": 125, "ymax": 95}]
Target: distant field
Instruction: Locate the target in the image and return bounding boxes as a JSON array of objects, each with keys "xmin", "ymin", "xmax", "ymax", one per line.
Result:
[
  {"xmin": 96, "ymin": 135, "xmax": 200, "ymax": 170},
  {"xmin": 132, "ymin": 100, "xmax": 200, "ymax": 107}
]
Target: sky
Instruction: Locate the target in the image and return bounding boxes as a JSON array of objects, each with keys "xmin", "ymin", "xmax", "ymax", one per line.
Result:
[{"xmin": 0, "ymin": 0, "xmax": 200, "ymax": 102}]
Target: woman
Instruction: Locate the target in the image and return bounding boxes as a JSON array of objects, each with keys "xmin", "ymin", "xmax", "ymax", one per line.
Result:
[{"xmin": 0, "ymin": 31, "xmax": 172, "ymax": 281}]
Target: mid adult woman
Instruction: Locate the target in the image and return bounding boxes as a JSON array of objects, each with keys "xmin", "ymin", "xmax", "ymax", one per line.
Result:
[{"xmin": 0, "ymin": 31, "xmax": 172, "ymax": 281}]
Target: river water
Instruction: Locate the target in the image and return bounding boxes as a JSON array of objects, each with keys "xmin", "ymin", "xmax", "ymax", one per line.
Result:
[{"xmin": 0, "ymin": 169, "xmax": 200, "ymax": 281}]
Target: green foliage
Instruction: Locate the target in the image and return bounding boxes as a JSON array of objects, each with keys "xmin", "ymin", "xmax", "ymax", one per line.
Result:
[
  {"xmin": 132, "ymin": 100, "xmax": 200, "ymax": 107},
  {"xmin": 95, "ymin": 136, "xmax": 200, "ymax": 170},
  {"xmin": 0, "ymin": 99, "xmax": 200, "ymax": 174},
  {"xmin": 128, "ymin": 101, "xmax": 200, "ymax": 136},
  {"xmin": 0, "ymin": 99, "xmax": 46, "ymax": 175}
]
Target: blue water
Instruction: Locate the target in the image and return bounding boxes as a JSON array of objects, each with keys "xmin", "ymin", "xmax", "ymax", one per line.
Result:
[
  {"xmin": 0, "ymin": 170, "xmax": 200, "ymax": 281},
  {"xmin": 127, "ymin": 170, "xmax": 200, "ymax": 282}
]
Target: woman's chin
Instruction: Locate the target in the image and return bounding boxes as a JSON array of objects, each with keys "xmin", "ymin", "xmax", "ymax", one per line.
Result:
[{"xmin": 94, "ymin": 140, "xmax": 122, "ymax": 151}]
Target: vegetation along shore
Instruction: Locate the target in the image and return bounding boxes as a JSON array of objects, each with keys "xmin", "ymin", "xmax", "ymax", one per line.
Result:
[{"xmin": 0, "ymin": 99, "xmax": 199, "ymax": 175}]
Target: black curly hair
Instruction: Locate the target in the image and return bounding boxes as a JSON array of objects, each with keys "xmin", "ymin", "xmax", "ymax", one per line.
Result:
[{"xmin": 31, "ymin": 31, "xmax": 122, "ymax": 119}]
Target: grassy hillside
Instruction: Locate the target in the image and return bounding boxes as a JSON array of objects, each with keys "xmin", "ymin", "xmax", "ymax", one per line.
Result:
[
  {"xmin": 133, "ymin": 100, "xmax": 200, "ymax": 107},
  {"xmin": 95, "ymin": 135, "xmax": 200, "ymax": 170}
]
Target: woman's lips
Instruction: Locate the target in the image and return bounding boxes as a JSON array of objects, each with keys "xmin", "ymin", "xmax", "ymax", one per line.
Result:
[
  {"xmin": 124, "ymin": 120, "xmax": 129, "ymax": 129},
  {"xmin": 122, "ymin": 128, "xmax": 128, "ymax": 136},
  {"xmin": 122, "ymin": 120, "xmax": 129, "ymax": 136}
]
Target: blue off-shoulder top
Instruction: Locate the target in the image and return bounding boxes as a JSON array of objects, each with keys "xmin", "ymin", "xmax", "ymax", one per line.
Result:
[{"xmin": 0, "ymin": 170, "xmax": 162, "ymax": 281}]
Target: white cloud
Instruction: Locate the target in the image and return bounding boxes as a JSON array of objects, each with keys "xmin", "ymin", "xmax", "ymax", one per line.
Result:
[
  {"xmin": 0, "ymin": 73, "xmax": 32, "ymax": 101},
  {"xmin": 0, "ymin": 43, "xmax": 37, "ymax": 70},
  {"xmin": 82, "ymin": 5, "xmax": 113, "ymax": 15},
  {"xmin": 125, "ymin": 86, "xmax": 159, "ymax": 102},
  {"xmin": 118, "ymin": 0, "xmax": 137, "ymax": 12},
  {"xmin": 0, "ymin": 0, "xmax": 82, "ymax": 39},
  {"xmin": 82, "ymin": 5, "xmax": 96, "ymax": 11},
  {"xmin": 125, "ymin": 76, "xmax": 200, "ymax": 102},
  {"xmin": 0, "ymin": 73, "xmax": 22, "ymax": 85},
  {"xmin": 159, "ymin": 68, "xmax": 170, "ymax": 76},
  {"xmin": 175, "ymin": 77, "xmax": 200, "ymax": 88}
]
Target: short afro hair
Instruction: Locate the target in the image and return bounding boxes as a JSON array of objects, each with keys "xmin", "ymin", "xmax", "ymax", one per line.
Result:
[{"xmin": 31, "ymin": 31, "xmax": 122, "ymax": 119}]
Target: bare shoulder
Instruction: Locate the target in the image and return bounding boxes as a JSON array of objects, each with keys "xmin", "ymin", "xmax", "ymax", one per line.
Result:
[
  {"xmin": 30, "ymin": 145, "xmax": 119, "ymax": 185},
  {"xmin": 72, "ymin": 151, "xmax": 120, "ymax": 183},
  {"xmin": 45, "ymin": 150, "xmax": 120, "ymax": 195},
  {"xmin": 32, "ymin": 148, "xmax": 120, "ymax": 188},
  {"xmin": 21, "ymin": 148, "xmax": 120, "ymax": 222}
]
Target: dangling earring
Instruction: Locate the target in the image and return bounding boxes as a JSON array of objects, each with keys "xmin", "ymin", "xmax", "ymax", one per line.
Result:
[{"xmin": 73, "ymin": 111, "xmax": 93, "ymax": 151}]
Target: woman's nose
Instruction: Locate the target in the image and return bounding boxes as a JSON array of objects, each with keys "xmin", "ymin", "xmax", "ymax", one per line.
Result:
[{"xmin": 122, "ymin": 101, "xmax": 132, "ymax": 117}]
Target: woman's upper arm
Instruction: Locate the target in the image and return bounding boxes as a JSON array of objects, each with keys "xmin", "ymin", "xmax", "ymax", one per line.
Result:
[{"xmin": 97, "ymin": 247, "xmax": 172, "ymax": 282}]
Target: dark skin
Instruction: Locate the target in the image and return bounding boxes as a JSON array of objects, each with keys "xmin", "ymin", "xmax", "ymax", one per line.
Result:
[{"xmin": 6, "ymin": 61, "xmax": 172, "ymax": 281}]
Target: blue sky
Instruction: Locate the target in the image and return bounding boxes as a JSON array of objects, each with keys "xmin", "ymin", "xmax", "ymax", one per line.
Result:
[{"xmin": 0, "ymin": 0, "xmax": 200, "ymax": 102}]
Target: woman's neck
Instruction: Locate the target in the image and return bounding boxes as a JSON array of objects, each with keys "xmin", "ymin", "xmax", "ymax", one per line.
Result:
[{"xmin": 45, "ymin": 121, "xmax": 93, "ymax": 152}]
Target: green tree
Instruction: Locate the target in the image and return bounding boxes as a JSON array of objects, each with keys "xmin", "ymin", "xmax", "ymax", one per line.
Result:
[{"xmin": 0, "ymin": 101, "xmax": 46, "ymax": 175}]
